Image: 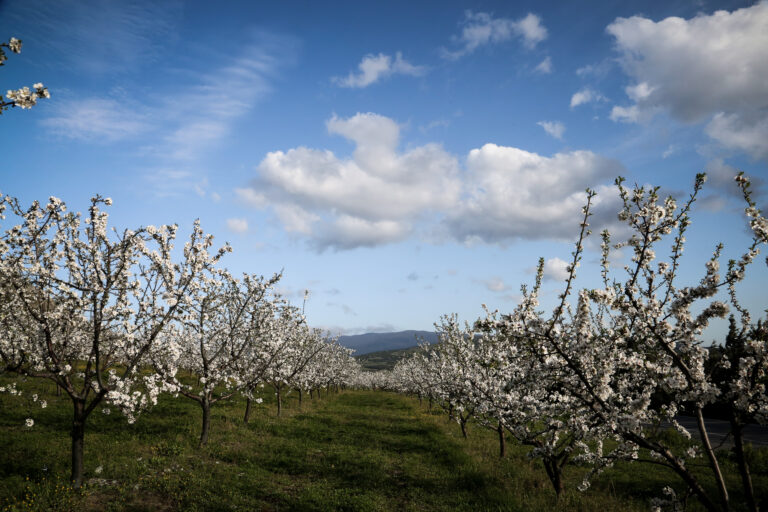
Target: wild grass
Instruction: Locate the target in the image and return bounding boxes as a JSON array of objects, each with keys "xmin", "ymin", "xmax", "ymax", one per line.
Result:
[{"xmin": 1, "ymin": 378, "xmax": 765, "ymax": 511}]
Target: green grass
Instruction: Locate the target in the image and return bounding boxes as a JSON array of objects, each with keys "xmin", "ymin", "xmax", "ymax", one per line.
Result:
[{"xmin": 1, "ymin": 379, "xmax": 766, "ymax": 511}]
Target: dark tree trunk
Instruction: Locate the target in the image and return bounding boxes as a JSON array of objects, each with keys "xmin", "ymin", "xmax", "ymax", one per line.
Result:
[
  {"xmin": 276, "ymin": 386, "xmax": 282, "ymax": 417},
  {"xmin": 298, "ymin": 388, "xmax": 303, "ymax": 406},
  {"xmin": 696, "ymin": 407, "xmax": 729, "ymax": 510},
  {"xmin": 460, "ymin": 417, "xmax": 468, "ymax": 439},
  {"xmin": 199, "ymin": 398, "xmax": 211, "ymax": 447},
  {"xmin": 542, "ymin": 456, "xmax": 565, "ymax": 498},
  {"xmin": 731, "ymin": 416, "xmax": 757, "ymax": 512},
  {"xmin": 428, "ymin": 397, "xmax": 433, "ymax": 410},
  {"xmin": 70, "ymin": 399, "xmax": 86, "ymax": 488},
  {"xmin": 244, "ymin": 397, "xmax": 253, "ymax": 424},
  {"xmin": 309, "ymin": 389, "xmax": 314, "ymax": 400},
  {"xmin": 497, "ymin": 422, "xmax": 505, "ymax": 458}
]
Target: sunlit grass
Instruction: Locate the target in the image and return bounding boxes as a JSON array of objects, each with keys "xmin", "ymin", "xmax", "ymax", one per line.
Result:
[{"xmin": 1, "ymin": 378, "xmax": 765, "ymax": 511}]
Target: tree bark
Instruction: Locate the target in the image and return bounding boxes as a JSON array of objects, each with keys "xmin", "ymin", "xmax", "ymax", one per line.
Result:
[
  {"xmin": 298, "ymin": 388, "xmax": 303, "ymax": 406},
  {"xmin": 276, "ymin": 386, "xmax": 282, "ymax": 417},
  {"xmin": 243, "ymin": 397, "xmax": 253, "ymax": 424},
  {"xmin": 696, "ymin": 407, "xmax": 729, "ymax": 510},
  {"xmin": 460, "ymin": 417, "xmax": 468, "ymax": 439},
  {"xmin": 731, "ymin": 416, "xmax": 757, "ymax": 512},
  {"xmin": 70, "ymin": 399, "xmax": 86, "ymax": 488},
  {"xmin": 542, "ymin": 456, "xmax": 565, "ymax": 498},
  {"xmin": 199, "ymin": 398, "xmax": 211, "ymax": 447},
  {"xmin": 498, "ymin": 422, "xmax": 505, "ymax": 458}
]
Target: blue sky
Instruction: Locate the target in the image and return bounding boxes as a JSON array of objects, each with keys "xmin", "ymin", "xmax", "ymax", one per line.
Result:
[{"xmin": 1, "ymin": 0, "xmax": 766, "ymax": 337}]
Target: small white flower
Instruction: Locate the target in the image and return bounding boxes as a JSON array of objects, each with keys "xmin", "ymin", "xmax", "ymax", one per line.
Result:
[
  {"xmin": 25, "ymin": 418, "xmax": 34, "ymax": 428},
  {"xmin": 94, "ymin": 465, "xmax": 103, "ymax": 474}
]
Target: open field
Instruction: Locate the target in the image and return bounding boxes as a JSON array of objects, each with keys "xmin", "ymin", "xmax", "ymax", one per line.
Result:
[{"xmin": 1, "ymin": 382, "xmax": 767, "ymax": 511}]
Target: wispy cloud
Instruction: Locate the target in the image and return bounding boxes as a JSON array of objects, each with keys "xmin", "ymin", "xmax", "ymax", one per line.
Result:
[
  {"xmin": 226, "ymin": 218, "xmax": 249, "ymax": 234},
  {"xmin": 570, "ymin": 88, "xmax": 606, "ymax": 108},
  {"xmin": 443, "ymin": 11, "xmax": 547, "ymax": 60},
  {"xmin": 537, "ymin": 120, "xmax": 565, "ymax": 140},
  {"xmin": 41, "ymin": 98, "xmax": 149, "ymax": 142},
  {"xmin": 534, "ymin": 56, "xmax": 553, "ymax": 74},
  {"xmin": 4, "ymin": 0, "xmax": 182, "ymax": 74},
  {"xmin": 333, "ymin": 52, "xmax": 425, "ymax": 88}
]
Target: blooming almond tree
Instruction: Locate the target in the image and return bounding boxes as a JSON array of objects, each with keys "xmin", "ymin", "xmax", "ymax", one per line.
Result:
[
  {"xmin": 155, "ymin": 268, "xmax": 281, "ymax": 446},
  {"xmin": 509, "ymin": 174, "xmax": 768, "ymax": 510},
  {"xmin": 0, "ymin": 194, "xmax": 228, "ymax": 487},
  {"xmin": 1, "ymin": 37, "xmax": 50, "ymax": 114}
]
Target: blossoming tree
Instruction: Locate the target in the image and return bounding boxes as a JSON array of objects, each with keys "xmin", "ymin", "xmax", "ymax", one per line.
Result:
[
  {"xmin": 1, "ymin": 37, "xmax": 50, "ymax": 114},
  {"xmin": 0, "ymin": 194, "xmax": 228, "ymax": 487}
]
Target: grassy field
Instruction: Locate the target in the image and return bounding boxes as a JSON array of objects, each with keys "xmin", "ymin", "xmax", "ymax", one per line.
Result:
[{"xmin": 1, "ymin": 379, "xmax": 766, "ymax": 511}]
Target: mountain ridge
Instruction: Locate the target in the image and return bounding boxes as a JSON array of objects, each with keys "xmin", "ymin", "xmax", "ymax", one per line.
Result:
[{"xmin": 338, "ymin": 330, "xmax": 437, "ymax": 355}]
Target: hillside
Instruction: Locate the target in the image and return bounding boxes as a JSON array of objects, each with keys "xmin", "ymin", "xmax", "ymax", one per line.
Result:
[
  {"xmin": 355, "ymin": 346, "xmax": 422, "ymax": 371},
  {"xmin": 338, "ymin": 330, "xmax": 438, "ymax": 355}
]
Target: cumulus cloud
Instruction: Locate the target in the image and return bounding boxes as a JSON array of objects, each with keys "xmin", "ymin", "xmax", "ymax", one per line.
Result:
[
  {"xmin": 570, "ymin": 88, "xmax": 605, "ymax": 108},
  {"xmin": 537, "ymin": 120, "xmax": 565, "ymax": 140},
  {"xmin": 226, "ymin": 218, "xmax": 249, "ymax": 234},
  {"xmin": 705, "ymin": 111, "xmax": 768, "ymax": 160},
  {"xmin": 445, "ymin": 144, "xmax": 625, "ymax": 244},
  {"xmin": 443, "ymin": 11, "xmax": 547, "ymax": 59},
  {"xmin": 534, "ymin": 56, "xmax": 553, "ymax": 74},
  {"xmin": 543, "ymin": 257, "xmax": 570, "ymax": 282},
  {"xmin": 333, "ymin": 52, "xmax": 425, "ymax": 88},
  {"xmin": 607, "ymin": 3, "xmax": 768, "ymax": 158},
  {"xmin": 240, "ymin": 113, "xmax": 461, "ymax": 250},
  {"xmin": 241, "ymin": 114, "xmax": 624, "ymax": 250}
]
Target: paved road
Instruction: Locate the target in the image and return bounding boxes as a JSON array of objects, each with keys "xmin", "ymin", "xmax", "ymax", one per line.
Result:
[{"xmin": 669, "ymin": 416, "xmax": 768, "ymax": 447}]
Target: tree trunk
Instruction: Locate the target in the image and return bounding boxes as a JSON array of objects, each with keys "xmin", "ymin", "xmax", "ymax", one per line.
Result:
[
  {"xmin": 310, "ymin": 389, "xmax": 314, "ymax": 400},
  {"xmin": 199, "ymin": 398, "xmax": 211, "ymax": 447},
  {"xmin": 244, "ymin": 397, "xmax": 253, "ymax": 424},
  {"xmin": 731, "ymin": 416, "xmax": 757, "ymax": 512},
  {"xmin": 696, "ymin": 407, "xmax": 729, "ymax": 510},
  {"xmin": 542, "ymin": 456, "xmax": 565, "ymax": 499},
  {"xmin": 460, "ymin": 417, "xmax": 468, "ymax": 439},
  {"xmin": 498, "ymin": 422, "xmax": 505, "ymax": 458},
  {"xmin": 70, "ymin": 399, "xmax": 86, "ymax": 488},
  {"xmin": 276, "ymin": 387, "xmax": 282, "ymax": 417},
  {"xmin": 298, "ymin": 388, "xmax": 303, "ymax": 406},
  {"xmin": 428, "ymin": 397, "xmax": 433, "ymax": 410}
]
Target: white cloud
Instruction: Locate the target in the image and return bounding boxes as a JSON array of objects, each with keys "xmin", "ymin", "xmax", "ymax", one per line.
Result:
[
  {"xmin": 482, "ymin": 277, "xmax": 509, "ymax": 292},
  {"xmin": 570, "ymin": 88, "xmax": 605, "ymax": 108},
  {"xmin": 241, "ymin": 112, "xmax": 461, "ymax": 250},
  {"xmin": 226, "ymin": 218, "xmax": 249, "ymax": 234},
  {"xmin": 42, "ymin": 32, "xmax": 293, "ymax": 165},
  {"xmin": 333, "ymin": 52, "xmax": 425, "ymax": 88},
  {"xmin": 443, "ymin": 11, "xmax": 547, "ymax": 59},
  {"xmin": 242, "ymin": 114, "xmax": 624, "ymax": 250},
  {"xmin": 534, "ymin": 56, "xmax": 552, "ymax": 74},
  {"xmin": 537, "ymin": 120, "xmax": 565, "ymax": 140},
  {"xmin": 662, "ymin": 144, "xmax": 678, "ymax": 159},
  {"xmin": 607, "ymin": 3, "xmax": 768, "ymax": 158},
  {"xmin": 41, "ymin": 98, "xmax": 148, "ymax": 142},
  {"xmin": 705, "ymin": 112, "xmax": 768, "ymax": 160},
  {"xmin": 609, "ymin": 105, "xmax": 641, "ymax": 123},
  {"xmin": 543, "ymin": 257, "xmax": 570, "ymax": 282},
  {"xmin": 446, "ymin": 144, "xmax": 625, "ymax": 244}
]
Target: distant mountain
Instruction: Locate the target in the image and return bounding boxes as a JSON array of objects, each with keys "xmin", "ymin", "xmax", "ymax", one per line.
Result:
[{"xmin": 338, "ymin": 330, "xmax": 437, "ymax": 355}]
